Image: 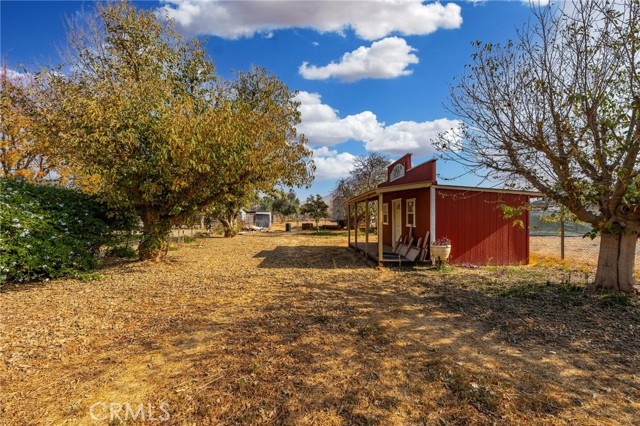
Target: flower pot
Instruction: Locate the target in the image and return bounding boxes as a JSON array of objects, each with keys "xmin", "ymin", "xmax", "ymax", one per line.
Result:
[{"xmin": 430, "ymin": 244, "xmax": 451, "ymax": 262}]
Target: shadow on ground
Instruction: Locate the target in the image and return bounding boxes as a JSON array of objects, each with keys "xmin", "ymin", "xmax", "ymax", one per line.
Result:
[{"xmin": 254, "ymin": 245, "xmax": 371, "ymax": 269}]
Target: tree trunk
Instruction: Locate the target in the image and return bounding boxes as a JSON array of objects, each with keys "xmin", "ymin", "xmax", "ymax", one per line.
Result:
[
  {"xmin": 220, "ymin": 216, "xmax": 238, "ymax": 238},
  {"xmin": 138, "ymin": 211, "xmax": 171, "ymax": 261},
  {"xmin": 591, "ymin": 231, "xmax": 637, "ymax": 293}
]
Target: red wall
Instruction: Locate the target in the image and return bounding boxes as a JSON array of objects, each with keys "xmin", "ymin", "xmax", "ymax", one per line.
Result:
[
  {"xmin": 379, "ymin": 159, "xmax": 437, "ymax": 188},
  {"xmin": 435, "ymin": 189, "xmax": 529, "ymax": 265},
  {"xmin": 381, "ymin": 190, "xmax": 430, "ymax": 247}
]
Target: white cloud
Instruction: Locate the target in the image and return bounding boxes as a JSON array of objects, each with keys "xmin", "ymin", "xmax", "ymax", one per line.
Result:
[
  {"xmin": 311, "ymin": 146, "xmax": 338, "ymax": 157},
  {"xmin": 311, "ymin": 147, "xmax": 357, "ymax": 181},
  {"xmin": 299, "ymin": 37, "xmax": 418, "ymax": 82},
  {"xmin": 295, "ymin": 91, "xmax": 382, "ymax": 146},
  {"xmin": 365, "ymin": 118, "xmax": 460, "ymax": 155},
  {"xmin": 295, "ymin": 91, "xmax": 460, "ymax": 156},
  {"xmin": 522, "ymin": 0, "xmax": 550, "ymax": 6},
  {"xmin": 1, "ymin": 68, "xmax": 32, "ymax": 86},
  {"xmin": 157, "ymin": 0, "xmax": 462, "ymax": 40}
]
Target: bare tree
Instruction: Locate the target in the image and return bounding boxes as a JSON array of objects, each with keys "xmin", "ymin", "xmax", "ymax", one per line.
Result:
[
  {"xmin": 439, "ymin": 0, "xmax": 639, "ymax": 292},
  {"xmin": 331, "ymin": 153, "xmax": 389, "ymax": 224},
  {"xmin": 351, "ymin": 153, "xmax": 390, "ymax": 194}
]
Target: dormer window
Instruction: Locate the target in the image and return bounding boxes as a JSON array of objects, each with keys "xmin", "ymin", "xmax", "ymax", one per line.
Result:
[{"xmin": 389, "ymin": 163, "xmax": 405, "ymax": 181}]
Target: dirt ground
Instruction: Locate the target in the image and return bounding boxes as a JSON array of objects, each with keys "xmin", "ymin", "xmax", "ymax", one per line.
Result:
[
  {"xmin": 530, "ymin": 235, "xmax": 640, "ymax": 277},
  {"xmin": 1, "ymin": 232, "xmax": 639, "ymax": 425}
]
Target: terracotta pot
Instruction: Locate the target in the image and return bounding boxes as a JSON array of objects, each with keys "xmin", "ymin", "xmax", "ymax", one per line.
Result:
[{"xmin": 430, "ymin": 244, "xmax": 451, "ymax": 261}]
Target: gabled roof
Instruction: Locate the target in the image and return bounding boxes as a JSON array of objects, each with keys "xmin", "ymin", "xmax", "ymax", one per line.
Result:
[
  {"xmin": 378, "ymin": 156, "xmax": 437, "ymax": 188},
  {"xmin": 346, "ymin": 154, "xmax": 541, "ymax": 206}
]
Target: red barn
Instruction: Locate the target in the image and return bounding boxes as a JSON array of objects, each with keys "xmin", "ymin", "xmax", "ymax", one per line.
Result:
[{"xmin": 346, "ymin": 154, "xmax": 538, "ymax": 266}]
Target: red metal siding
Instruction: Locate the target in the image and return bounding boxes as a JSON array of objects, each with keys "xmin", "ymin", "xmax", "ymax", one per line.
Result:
[
  {"xmin": 381, "ymin": 190, "xmax": 430, "ymax": 247},
  {"xmin": 382, "ymin": 195, "xmax": 392, "ymax": 247},
  {"xmin": 379, "ymin": 159, "xmax": 437, "ymax": 188},
  {"xmin": 435, "ymin": 189, "xmax": 529, "ymax": 265}
]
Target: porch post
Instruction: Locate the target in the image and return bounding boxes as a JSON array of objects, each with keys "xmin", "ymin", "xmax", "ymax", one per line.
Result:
[
  {"xmin": 365, "ymin": 200, "xmax": 370, "ymax": 258},
  {"xmin": 354, "ymin": 202, "xmax": 358, "ymax": 251},
  {"xmin": 430, "ymin": 186, "xmax": 436, "ymax": 243},
  {"xmin": 347, "ymin": 203, "xmax": 351, "ymax": 248},
  {"xmin": 378, "ymin": 192, "xmax": 383, "ymax": 267}
]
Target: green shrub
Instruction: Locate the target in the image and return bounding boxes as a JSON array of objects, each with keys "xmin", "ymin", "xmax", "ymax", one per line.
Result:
[
  {"xmin": 0, "ymin": 178, "xmax": 138, "ymax": 283},
  {"xmin": 105, "ymin": 245, "xmax": 138, "ymax": 259}
]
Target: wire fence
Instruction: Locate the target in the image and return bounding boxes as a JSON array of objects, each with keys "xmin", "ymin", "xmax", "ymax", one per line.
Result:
[{"xmin": 529, "ymin": 209, "xmax": 640, "ymax": 276}]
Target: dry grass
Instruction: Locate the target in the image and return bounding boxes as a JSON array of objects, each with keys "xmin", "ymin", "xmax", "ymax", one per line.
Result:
[
  {"xmin": 1, "ymin": 232, "xmax": 639, "ymax": 425},
  {"xmin": 531, "ymin": 235, "xmax": 640, "ymax": 277}
]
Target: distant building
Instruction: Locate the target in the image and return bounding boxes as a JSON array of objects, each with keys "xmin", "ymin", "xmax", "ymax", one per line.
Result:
[{"xmin": 240, "ymin": 209, "xmax": 272, "ymax": 229}]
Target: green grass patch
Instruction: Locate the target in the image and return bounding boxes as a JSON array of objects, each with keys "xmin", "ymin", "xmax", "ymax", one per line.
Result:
[
  {"xmin": 308, "ymin": 231, "xmax": 341, "ymax": 236},
  {"xmin": 75, "ymin": 272, "xmax": 105, "ymax": 281},
  {"xmin": 599, "ymin": 291, "xmax": 631, "ymax": 307}
]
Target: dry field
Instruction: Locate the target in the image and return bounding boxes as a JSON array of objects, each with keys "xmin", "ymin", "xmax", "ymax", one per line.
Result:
[
  {"xmin": 530, "ymin": 235, "xmax": 640, "ymax": 277},
  {"xmin": 1, "ymin": 232, "xmax": 639, "ymax": 426}
]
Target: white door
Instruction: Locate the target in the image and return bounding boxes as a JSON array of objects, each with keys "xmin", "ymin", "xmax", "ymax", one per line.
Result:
[{"xmin": 392, "ymin": 199, "xmax": 402, "ymax": 244}]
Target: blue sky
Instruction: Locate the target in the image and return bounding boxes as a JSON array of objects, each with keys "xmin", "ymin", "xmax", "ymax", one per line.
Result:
[{"xmin": 1, "ymin": 0, "xmax": 541, "ymax": 200}]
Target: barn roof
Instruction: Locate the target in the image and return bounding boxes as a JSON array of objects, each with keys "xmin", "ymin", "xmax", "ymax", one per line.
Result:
[{"xmin": 346, "ymin": 154, "xmax": 540, "ymax": 206}]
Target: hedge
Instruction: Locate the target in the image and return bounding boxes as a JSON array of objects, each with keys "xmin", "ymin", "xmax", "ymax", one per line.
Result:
[{"xmin": 0, "ymin": 178, "xmax": 137, "ymax": 283}]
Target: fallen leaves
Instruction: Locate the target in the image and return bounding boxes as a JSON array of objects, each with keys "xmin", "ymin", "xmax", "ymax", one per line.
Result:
[{"xmin": 0, "ymin": 232, "xmax": 638, "ymax": 425}]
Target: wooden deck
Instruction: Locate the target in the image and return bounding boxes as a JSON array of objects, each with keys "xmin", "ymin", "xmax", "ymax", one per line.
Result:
[{"xmin": 349, "ymin": 242, "xmax": 411, "ymax": 263}]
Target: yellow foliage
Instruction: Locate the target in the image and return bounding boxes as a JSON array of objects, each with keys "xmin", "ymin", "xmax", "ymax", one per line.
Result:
[{"xmin": 0, "ymin": 67, "xmax": 68, "ymax": 183}]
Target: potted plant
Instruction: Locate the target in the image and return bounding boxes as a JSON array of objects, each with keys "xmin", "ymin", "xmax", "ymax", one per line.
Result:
[{"xmin": 431, "ymin": 237, "xmax": 452, "ymax": 262}]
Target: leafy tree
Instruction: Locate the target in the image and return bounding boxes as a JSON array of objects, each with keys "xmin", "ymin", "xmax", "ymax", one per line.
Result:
[
  {"xmin": 271, "ymin": 189, "xmax": 300, "ymax": 222},
  {"xmin": 257, "ymin": 193, "xmax": 275, "ymax": 213},
  {"xmin": 204, "ymin": 190, "xmax": 257, "ymax": 238},
  {"xmin": 301, "ymin": 194, "xmax": 329, "ymax": 230},
  {"xmin": 0, "ymin": 66, "xmax": 66, "ymax": 182},
  {"xmin": 40, "ymin": 2, "xmax": 312, "ymax": 260},
  {"xmin": 439, "ymin": 0, "xmax": 640, "ymax": 293}
]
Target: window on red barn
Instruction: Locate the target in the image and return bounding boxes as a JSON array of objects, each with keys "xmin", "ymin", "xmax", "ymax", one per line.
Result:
[{"xmin": 406, "ymin": 199, "xmax": 416, "ymax": 227}]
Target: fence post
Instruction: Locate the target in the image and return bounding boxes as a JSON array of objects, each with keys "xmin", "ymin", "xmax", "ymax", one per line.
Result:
[{"xmin": 560, "ymin": 216, "xmax": 565, "ymax": 260}]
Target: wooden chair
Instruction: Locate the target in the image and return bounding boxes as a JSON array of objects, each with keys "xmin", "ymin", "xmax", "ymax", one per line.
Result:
[
  {"xmin": 393, "ymin": 235, "xmax": 406, "ymax": 254},
  {"xmin": 406, "ymin": 237, "xmax": 421, "ymax": 261},
  {"xmin": 401, "ymin": 236, "xmax": 414, "ymax": 257},
  {"xmin": 392, "ymin": 235, "xmax": 401, "ymax": 253},
  {"xmin": 419, "ymin": 231, "xmax": 430, "ymax": 262}
]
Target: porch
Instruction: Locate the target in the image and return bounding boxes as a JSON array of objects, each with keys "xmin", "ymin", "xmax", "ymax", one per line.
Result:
[
  {"xmin": 348, "ymin": 241, "xmax": 411, "ymax": 264},
  {"xmin": 346, "ymin": 153, "xmax": 540, "ymax": 266},
  {"xmin": 346, "ymin": 186, "xmax": 432, "ymax": 266}
]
